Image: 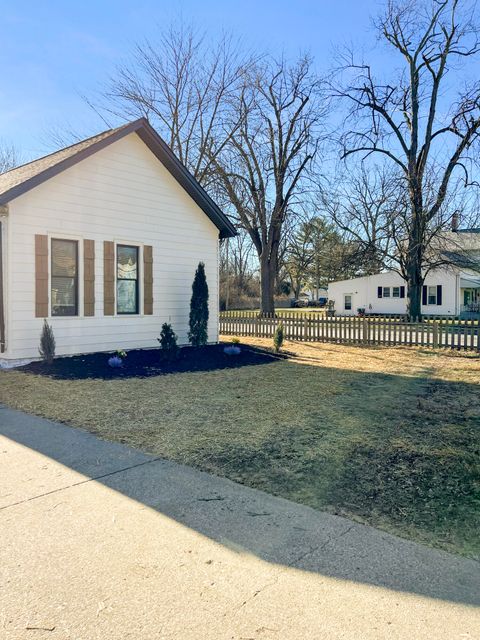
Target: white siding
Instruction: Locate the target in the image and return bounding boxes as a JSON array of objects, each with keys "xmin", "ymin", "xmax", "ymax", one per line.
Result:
[
  {"xmin": 328, "ymin": 270, "xmax": 459, "ymax": 316},
  {"xmin": 4, "ymin": 133, "xmax": 220, "ymax": 361}
]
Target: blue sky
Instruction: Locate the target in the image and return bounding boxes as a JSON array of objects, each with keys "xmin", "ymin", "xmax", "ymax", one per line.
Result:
[{"xmin": 1, "ymin": 0, "xmax": 385, "ymax": 160}]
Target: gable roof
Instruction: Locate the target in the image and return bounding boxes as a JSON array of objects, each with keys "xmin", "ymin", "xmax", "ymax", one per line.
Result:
[{"xmin": 0, "ymin": 118, "xmax": 236, "ymax": 238}]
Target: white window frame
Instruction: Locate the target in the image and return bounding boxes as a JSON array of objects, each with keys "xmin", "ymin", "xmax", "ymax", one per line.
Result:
[
  {"xmin": 392, "ymin": 286, "xmax": 400, "ymax": 298},
  {"xmin": 427, "ymin": 285, "xmax": 437, "ymax": 305},
  {"xmin": 344, "ymin": 294, "xmax": 352, "ymax": 311},
  {"xmin": 383, "ymin": 287, "xmax": 391, "ymax": 298}
]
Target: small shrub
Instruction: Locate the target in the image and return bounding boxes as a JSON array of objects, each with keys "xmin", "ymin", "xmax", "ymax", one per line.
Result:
[
  {"xmin": 188, "ymin": 262, "xmax": 209, "ymax": 347},
  {"xmin": 158, "ymin": 323, "xmax": 179, "ymax": 362},
  {"xmin": 224, "ymin": 345, "xmax": 241, "ymax": 356},
  {"xmin": 273, "ymin": 323, "xmax": 285, "ymax": 353},
  {"xmin": 108, "ymin": 355, "xmax": 123, "ymax": 368},
  {"xmin": 39, "ymin": 319, "xmax": 56, "ymax": 364},
  {"xmin": 115, "ymin": 349, "xmax": 127, "ymax": 360},
  {"xmin": 231, "ymin": 337, "xmax": 241, "ymax": 345}
]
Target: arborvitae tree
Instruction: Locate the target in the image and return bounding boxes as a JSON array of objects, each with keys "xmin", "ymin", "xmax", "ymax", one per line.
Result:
[
  {"xmin": 273, "ymin": 323, "xmax": 285, "ymax": 353},
  {"xmin": 158, "ymin": 322, "xmax": 179, "ymax": 362},
  {"xmin": 39, "ymin": 319, "xmax": 55, "ymax": 364},
  {"xmin": 188, "ymin": 262, "xmax": 209, "ymax": 347}
]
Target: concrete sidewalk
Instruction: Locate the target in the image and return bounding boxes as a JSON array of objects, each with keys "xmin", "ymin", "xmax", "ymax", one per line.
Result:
[{"xmin": 0, "ymin": 405, "xmax": 478, "ymax": 639}]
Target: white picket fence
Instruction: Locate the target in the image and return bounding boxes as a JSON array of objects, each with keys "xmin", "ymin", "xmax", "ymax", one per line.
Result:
[{"xmin": 220, "ymin": 311, "xmax": 480, "ymax": 351}]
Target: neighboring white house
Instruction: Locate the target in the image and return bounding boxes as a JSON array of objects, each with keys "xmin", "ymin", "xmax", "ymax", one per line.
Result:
[
  {"xmin": 328, "ymin": 234, "xmax": 480, "ymax": 317},
  {"xmin": 0, "ymin": 118, "xmax": 236, "ymax": 366}
]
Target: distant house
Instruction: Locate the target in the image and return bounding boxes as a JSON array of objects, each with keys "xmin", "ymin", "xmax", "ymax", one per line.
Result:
[
  {"xmin": 328, "ymin": 229, "xmax": 480, "ymax": 317},
  {"xmin": 0, "ymin": 118, "xmax": 236, "ymax": 366}
]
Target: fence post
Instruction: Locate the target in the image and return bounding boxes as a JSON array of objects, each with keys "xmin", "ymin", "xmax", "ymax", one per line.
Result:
[
  {"xmin": 303, "ymin": 315, "xmax": 309, "ymax": 341},
  {"xmin": 432, "ymin": 321, "xmax": 439, "ymax": 349},
  {"xmin": 363, "ymin": 317, "xmax": 368, "ymax": 344}
]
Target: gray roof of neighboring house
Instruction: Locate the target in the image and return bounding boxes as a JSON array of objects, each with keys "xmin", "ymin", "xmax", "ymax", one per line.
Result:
[
  {"xmin": 0, "ymin": 118, "xmax": 236, "ymax": 239},
  {"xmin": 442, "ymin": 250, "xmax": 480, "ymax": 271}
]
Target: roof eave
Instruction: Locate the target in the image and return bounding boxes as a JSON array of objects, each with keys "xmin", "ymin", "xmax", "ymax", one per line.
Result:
[{"xmin": 134, "ymin": 121, "xmax": 237, "ymax": 238}]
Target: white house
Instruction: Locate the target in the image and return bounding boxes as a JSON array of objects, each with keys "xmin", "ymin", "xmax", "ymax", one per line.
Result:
[
  {"xmin": 328, "ymin": 234, "xmax": 480, "ymax": 317},
  {"xmin": 0, "ymin": 118, "xmax": 236, "ymax": 366}
]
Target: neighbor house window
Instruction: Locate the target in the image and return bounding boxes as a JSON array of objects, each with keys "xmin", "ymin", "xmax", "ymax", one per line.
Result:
[
  {"xmin": 383, "ymin": 287, "xmax": 391, "ymax": 298},
  {"xmin": 344, "ymin": 294, "xmax": 352, "ymax": 310},
  {"xmin": 392, "ymin": 286, "xmax": 400, "ymax": 298},
  {"xmin": 117, "ymin": 245, "xmax": 139, "ymax": 314},
  {"xmin": 427, "ymin": 286, "xmax": 437, "ymax": 305},
  {"xmin": 51, "ymin": 239, "xmax": 78, "ymax": 316}
]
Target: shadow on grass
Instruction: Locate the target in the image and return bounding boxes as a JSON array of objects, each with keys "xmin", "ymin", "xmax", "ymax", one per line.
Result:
[
  {"xmin": 0, "ymin": 360, "xmax": 479, "ymax": 607},
  {"xmin": 19, "ymin": 343, "xmax": 282, "ymax": 380}
]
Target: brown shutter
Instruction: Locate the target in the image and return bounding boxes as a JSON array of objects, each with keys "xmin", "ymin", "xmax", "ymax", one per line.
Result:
[
  {"xmin": 35, "ymin": 234, "xmax": 49, "ymax": 318},
  {"xmin": 103, "ymin": 241, "xmax": 115, "ymax": 316},
  {"xmin": 84, "ymin": 240, "xmax": 95, "ymax": 316},
  {"xmin": 143, "ymin": 245, "xmax": 153, "ymax": 315}
]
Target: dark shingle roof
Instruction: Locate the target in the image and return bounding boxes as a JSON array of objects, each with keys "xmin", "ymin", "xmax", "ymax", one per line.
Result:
[
  {"xmin": 0, "ymin": 118, "xmax": 236, "ymax": 238},
  {"xmin": 443, "ymin": 250, "xmax": 480, "ymax": 271}
]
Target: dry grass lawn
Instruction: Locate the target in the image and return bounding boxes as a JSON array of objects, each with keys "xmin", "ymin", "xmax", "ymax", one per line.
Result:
[{"xmin": 1, "ymin": 338, "xmax": 479, "ymax": 559}]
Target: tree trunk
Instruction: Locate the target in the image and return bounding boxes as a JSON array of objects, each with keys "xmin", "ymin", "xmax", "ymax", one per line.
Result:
[
  {"xmin": 260, "ymin": 255, "xmax": 276, "ymax": 315},
  {"xmin": 405, "ymin": 201, "xmax": 424, "ymax": 320},
  {"xmin": 405, "ymin": 236, "xmax": 423, "ymax": 319},
  {"xmin": 294, "ymin": 281, "xmax": 302, "ymax": 299},
  {"xmin": 407, "ymin": 276, "xmax": 422, "ymax": 319}
]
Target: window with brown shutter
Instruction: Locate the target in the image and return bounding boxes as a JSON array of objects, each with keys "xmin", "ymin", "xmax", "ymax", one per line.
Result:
[
  {"xmin": 144, "ymin": 245, "xmax": 153, "ymax": 315},
  {"xmin": 51, "ymin": 239, "xmax": 79, "ymax": 316},
  {"xmin": 103, "ymin": 241, "xmax": 115, "ymax": 315},
  {"xmin": 116, "ymin": 245, "xmax": 139, "ymax": 314},
  {"xmin": 35, "ymin": 235, "xmax": 49, "ymax": 318},
  {"xmin": 84, "ymin": 240, "xmax": 95, "ymax": 316}
]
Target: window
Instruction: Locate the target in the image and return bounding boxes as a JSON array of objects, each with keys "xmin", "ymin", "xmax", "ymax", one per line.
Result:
[
  {"xmin": 51, "ymin": 239, "xmax": 78, "ymax": 316},
  {"xmin": 383, "ymin": 287, "xmax": 391, "ymax": 298},
  {"xmin": 427, "ymin": 286, "xmax": 437, "ymax": 305},
  {"xmin": 117, "ymin": 245, "xmax": 139, "ymax": 314},
  {"xmin": 344, "ymin": 294, "xmax": 352, "ymax": 311},
  {"xmin": 392, "ymin": 286, "xmax": 400, "ymax": 298}
]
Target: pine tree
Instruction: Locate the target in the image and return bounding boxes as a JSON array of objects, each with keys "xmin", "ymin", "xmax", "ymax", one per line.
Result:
[
  {"xmin": 39, "ymin": 319, "xmax": 56, "ymax": 364},
  {"xmin": 158, "ymin": 322, "xmax": 179, "ymax": 362},
  {"xmin": 188, "ymin": 262, "xmax": 209, "ymax": 347}
]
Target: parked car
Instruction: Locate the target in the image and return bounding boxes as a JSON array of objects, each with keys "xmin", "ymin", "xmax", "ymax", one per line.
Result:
[
  {"xmin": 290, "ymin": 297, "xmax": 309, "ymax": 308},
  {"xmin": 307, "ymin": 297, "xmax": 328, "ymax": 308}
]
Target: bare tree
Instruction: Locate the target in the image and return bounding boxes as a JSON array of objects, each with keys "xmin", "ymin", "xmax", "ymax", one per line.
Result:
[
  {"xmin": 325, "ymin": 159, "xmax": 480, "ymax": 283},
  {"xmin": 212, "ymin": 56, "xmax": 325, "ymax": 314},
  {"xmin": 220, "ymin": 229, "xmax": 257, "ymax": 307},
  {"xmin": 321, "ymin": 165, "xmax": 400, "ymax": 274},
  {"xmin": 284, "ymin": 222, "xmax": 315, "ymax": 299},
  {"xmin": 335, "ymin": 0, "xmax": 480, "ymax": 317},
  {"xmin": 0, "ymin": 142, "xmax": 20, "ymax": 173},
  {"xmin": 98, "ymin": 22, "xmax": 253, "ymax": 189}
]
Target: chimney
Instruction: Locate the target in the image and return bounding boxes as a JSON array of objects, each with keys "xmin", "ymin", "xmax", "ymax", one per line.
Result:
[{"xmin": 451, "ymin": 211, "xmax": 459, "ymax": 232}]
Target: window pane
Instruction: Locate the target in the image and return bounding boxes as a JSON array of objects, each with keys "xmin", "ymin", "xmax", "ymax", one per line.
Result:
[
  {"xmin": 117, "ymin": 280, "xmax": 137, "ymax": 313},
  {"xmin": 345, "ymin": 295, "xmax": 352, "ymax": 310},
  {"xmin": 117, "ymin": 246, "xmax": 138, "ymax": 280},
  {"xmin": 52, "ymin": 240, "xmax": 77, "ymax": 277},
  {"xmin": 51, "ymin": 276, "xmax": 76, "ymax": 316},
  {"xmin": 428, "ymin": 286, "xmax": 437, "ymax": 305},
  {"xmin": 383, "ymin": 287, "xmax": 390, "ymax": 298},
  {"xmin": 392, "ymin": 287, "xmax": 400, "ymax": 298}
]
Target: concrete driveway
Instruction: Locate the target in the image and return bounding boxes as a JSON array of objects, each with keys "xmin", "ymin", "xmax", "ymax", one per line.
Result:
[{"xmin": 0, "ymin": 405, "xmax": 479, "ymax": 639}]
